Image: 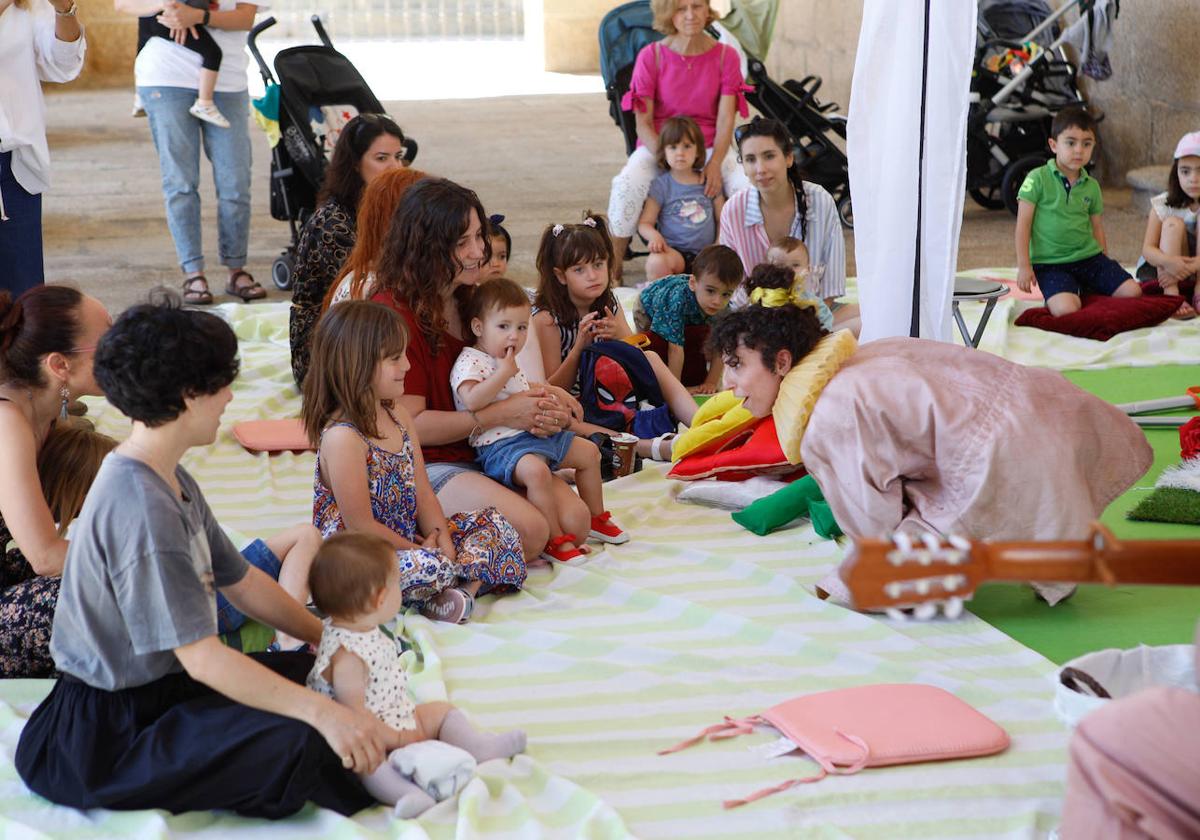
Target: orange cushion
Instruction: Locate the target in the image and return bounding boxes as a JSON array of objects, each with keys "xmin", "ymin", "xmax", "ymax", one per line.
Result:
[
  {"xmin": 232, "ymin": 419, "xmax": 313, "ymax": 453},
  {"xmin": 667, "ymin": 416, "xmax": 802, "ymax": 482}
]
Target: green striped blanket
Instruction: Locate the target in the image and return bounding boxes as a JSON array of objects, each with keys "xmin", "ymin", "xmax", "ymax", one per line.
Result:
[{"xmin": 0, "ymin": 298, "xmax": 1099, "ymax": 838}]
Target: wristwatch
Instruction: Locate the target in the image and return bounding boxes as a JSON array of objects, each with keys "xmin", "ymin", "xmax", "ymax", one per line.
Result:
[
  {"xmin": 55, "ymin": 1, "xmax": 77, "ymax": 15},
  {"xmin": 202, "ymin": 8, "xmax": 210, "ymax": 24}
]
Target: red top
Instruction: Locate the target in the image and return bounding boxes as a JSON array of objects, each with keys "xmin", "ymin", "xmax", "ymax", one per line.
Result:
[{"xmin": 372, "ymin": 290, "xmax": 475, "ymax": 464}]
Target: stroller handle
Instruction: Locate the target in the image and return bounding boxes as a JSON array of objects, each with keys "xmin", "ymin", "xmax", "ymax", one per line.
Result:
[
  {"xmin": 247, "ymin": 15, "xmax": 277, "ymax": 83},
  {"xmin": 311, "ymin": 15, "xmax": 334, "ymax": 50}
]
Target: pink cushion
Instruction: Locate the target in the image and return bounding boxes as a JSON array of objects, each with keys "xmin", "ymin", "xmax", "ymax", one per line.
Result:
[
  {"xmin": 232, "ymin": 419, "xmax": 313, "ymax": 453},
  {"xmin": 1014, "ymin": 293, "xmax": 1184, "ymax": 340}
]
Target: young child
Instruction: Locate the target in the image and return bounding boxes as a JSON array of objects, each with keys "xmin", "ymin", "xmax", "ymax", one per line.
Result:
[
  {"xmin": 133, "ymin": 3, "xmax": 230, "ymax": 127},
  {"xmin": 633, "ymin": 243, "xmax": 743, "ymax": 393},
  {"xmin": 306, "ymin": 531, "xmax": 526, "ymax": 818},
  {"xmin": 636, "ymin": 116, "xmax": 723, "ymax": 282},
  {"xmin": 1015, "ymin": 106, "xmax": 1141, "ymax": 317},
  {"xmin": 451, "ymin": 279, "xmax": 627, "ymax": 564},
  {"xmin": 1137, "ymin": 131, "xmax": 1200, "ymax": 319},
  {"xmin": 302, "ymin": 300, "xmax": 527, "ymax": 624},
  {"xmin": 483, "ymin": 214, "xmax": 512, "ymax": 282},
  {"xmin": 764, "ymin": 237, "xmax": 835, "ymax": 332}
]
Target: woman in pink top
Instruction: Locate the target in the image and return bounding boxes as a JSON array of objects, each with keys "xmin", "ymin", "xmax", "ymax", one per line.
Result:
[{"xmin": 607, "ymin": 0, "xmax": 752, "ymax": 279}]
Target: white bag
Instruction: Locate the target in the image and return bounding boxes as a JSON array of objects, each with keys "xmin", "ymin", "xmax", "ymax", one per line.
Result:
[{"xmin": 1054, "ymin": 643, "xmax": 1197, "ymax": 729}]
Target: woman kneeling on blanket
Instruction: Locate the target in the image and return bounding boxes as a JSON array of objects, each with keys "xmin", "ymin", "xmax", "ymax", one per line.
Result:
[
  {"xmin": 16, "ymin": 297, "xmax": 388, "ymax": 817},
  {"xmin": 709, "ymin": 264, "xmax": 1152, "ymax": 605}
]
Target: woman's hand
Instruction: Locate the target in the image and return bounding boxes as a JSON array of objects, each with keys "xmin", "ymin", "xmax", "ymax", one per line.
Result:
[
  {"xmin": 157, "ymin": 0, "xmax": 201, "ymax": 40},
  {"xmin": 546, "ymin": 385, "xmax": 584, "ymax": 424},
  {"xmin": 701, "ymin": 157, "xmax": 724, "ymax": 199},
  {"xmin": 314, "ymin": 699, "xmax": 393, "ymax": 775},
  {"xmin": 493, "ymin": 386, "xmax": 570, "ymax": 438}
]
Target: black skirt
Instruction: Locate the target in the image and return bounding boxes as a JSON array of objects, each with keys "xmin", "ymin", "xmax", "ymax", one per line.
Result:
[{"xmin": 15, "ymin": 652, "xmax": 374, "ymax": 819}]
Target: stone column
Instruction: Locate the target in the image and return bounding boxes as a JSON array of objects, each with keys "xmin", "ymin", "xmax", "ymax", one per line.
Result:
[{"xmin": 542, "ymin": 0, "xmax": 615, "ymax": 73}]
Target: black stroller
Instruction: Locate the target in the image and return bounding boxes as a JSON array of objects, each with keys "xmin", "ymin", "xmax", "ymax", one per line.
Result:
[
  {"xmin": 247, "ymin": 15, "xmax": 418, "ymax": 290},
  {"xmin": 598, "ymin": 0, "xmax": 852, "ymax": 229},
  {"xmin": 965, "ymin": 0, "xmax": 1099, "ymax": 215}
]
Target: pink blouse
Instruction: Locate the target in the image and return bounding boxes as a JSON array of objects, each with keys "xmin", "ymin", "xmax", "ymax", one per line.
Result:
[{"xmin": 621, "ymin": 41, "xmax": 751, "ymax": 149}]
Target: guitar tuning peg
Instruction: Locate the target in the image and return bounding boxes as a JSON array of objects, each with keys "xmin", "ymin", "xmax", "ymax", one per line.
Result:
[
  {"xmin": 942, "ymin": 597, "xmax": 965, "ymax": 619},
  {"xmin": 885, "ymin": 607, "xmax": 909, "ymax": 622},
  {"xmin": 913, "ymin": 602, "xmax": 939, "ymax": 621}
]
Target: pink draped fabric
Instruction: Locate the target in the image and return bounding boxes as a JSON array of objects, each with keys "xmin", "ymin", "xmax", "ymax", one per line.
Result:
[{"xmin": 799, "ymin": 338, "xmax": 1152, "ymax": 542}]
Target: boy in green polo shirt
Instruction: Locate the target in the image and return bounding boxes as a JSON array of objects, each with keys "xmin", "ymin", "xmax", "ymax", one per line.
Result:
[{"xmin": 1015, "ymin": 106, "xmax": 1141, "ymax": 316}]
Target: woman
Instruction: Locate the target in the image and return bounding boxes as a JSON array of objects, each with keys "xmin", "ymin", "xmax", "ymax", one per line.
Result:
[
  {"xmin": 371, "ymin": 177, "xmax": 584, "ymax": 560},
  {"xmin": 0, "ymin": 286, "xmax": 111, "ymax": 677},
  {"xmin": 720, "ymin": 116, "xmax": 860, "ymax": 334},
  {"xmin": 607, "ymin": 0, "xmax": 751, "ymax": 279},
  {"xmin": 289, "ymin": 113, "xmax": 409, "ymax": 386},
  {"xmin": 15, "ymin": 297, "xmax": 388, "ymax": 817},
  {"xmin": 114, "ymin": 0, "xmax": 267, "ymax": 305},
  {"xmin": 0, "ymin": 0, "xmax": 85, "ymax": 297},
  {"xmin": 708, "ymin": 267, "xmax": 1151, "ymax": 604}
]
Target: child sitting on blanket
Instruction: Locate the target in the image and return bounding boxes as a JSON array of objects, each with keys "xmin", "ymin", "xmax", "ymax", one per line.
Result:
[
  {"xmin": 306, "ymin": 531, "xmax": 526, "ymax": 818},
  {"xmin": 765, "ymin": 237, "xmax": 835, "ymax": 333},
  {"xmin": 302, "ymin": 300, "xmax": 528, "ymax": 625},
  {"xmin": 633, "ymin": 244, "xmax": 743, "ymax": 393},
  {"xmin": 1015, "ymin": 106, "xmax": 1142, "ymax": 317},
  {"xmin": 1136, "ymin": 131, "xmax": 1200, "ymax": 319},
  {"xmin": 450, "ymin": 279, "xmax": 628, "ymax": 565}
]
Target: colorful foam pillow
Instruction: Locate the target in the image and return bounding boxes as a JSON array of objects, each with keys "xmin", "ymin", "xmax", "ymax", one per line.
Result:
[
  {"xmin": 667, "ymin": 415, "xmax": 799, "ymax": 481},
  {"xmin": 671, "ymin": 389, "xmax": 757, "ymax": 462},
  {"xmin": 774, "ymin": 329, "xmax": 858, "ymax": 465},
  {"xmin": 1013, "ymin": 293, "xmax": 1184, "ymax": 341}
]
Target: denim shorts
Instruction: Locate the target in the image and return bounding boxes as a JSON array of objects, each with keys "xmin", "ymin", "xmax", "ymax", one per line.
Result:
[
  {"xmin": 216, "ymin": 539, "xmax": 281, "ymax": 634},
  {"xmin": 478, "ymin": 430, "xmax": 575, "ymax": 487},
  {"xmin": 1033, "ymin": 252, "xmax": 1132, "ymax": 300},
  {"xmin": 426, "ymin": 460, "xmax": 483, "ymax": 494}
]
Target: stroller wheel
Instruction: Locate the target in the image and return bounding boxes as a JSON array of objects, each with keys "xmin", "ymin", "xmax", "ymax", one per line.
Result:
[
  {"xmin": 1001, "ymin": 155, "xmax": 1047, "ymax": 217},
  {"xmin": 835, "ymin": 192, "xmax": 854, "ymax": 230},
  {"xmin": 968, "ymin": 185, "xmax": 1006, "ymax": 211},
  {"xmin": 271, "ymin": 252, "xmax": 294, "ymax": 291}
]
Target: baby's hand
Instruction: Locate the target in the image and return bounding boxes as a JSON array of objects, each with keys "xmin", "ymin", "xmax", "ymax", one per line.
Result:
[
  {"xmin": 498, "ymin": 345, "xmax": 519, "ymax": 377},
  {"xmin": 1016, "ymin": 266, "xmax": 1037, "ymax": 294}
]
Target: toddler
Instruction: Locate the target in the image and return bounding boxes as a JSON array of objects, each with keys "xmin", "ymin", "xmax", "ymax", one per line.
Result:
[
  {"xmin": 1015, "ymin": 106, "xmax": 1141, "ymax": 316},
  {"xmin": 765, "ymin": 237, "xmax": 835, "ymax": 332},
  {"xmin": 451, "ymin": 279, "xmax": 628, "ymax": 564},
  {"xmin": 634, "ymin": 243, "xmax": 743, "ymax": 393},
  {"xmin": 637, "ymin": 116, "xmax": 723, "ymax": 282},
  {"xmin": 133, "ymin": 0, "xmax": 229, "ymax": 127},
  {"xmin": 1136, "ymin": 131, "xmax": 1200, "ymax": 319},
  {"xmin": 483, "ymin": 214, "xmax": 512, "ymax": 282},
  {"xmin": 306, "ymin": 532, "xmax": 526, "ymax": 818}
]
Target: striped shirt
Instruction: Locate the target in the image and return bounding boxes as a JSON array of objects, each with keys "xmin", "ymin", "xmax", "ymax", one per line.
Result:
[{"xmin": 720, "ymin": 183, "xmax": 846, "ymax": 308}]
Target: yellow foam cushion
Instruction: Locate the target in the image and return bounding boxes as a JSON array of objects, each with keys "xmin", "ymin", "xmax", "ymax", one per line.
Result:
[
  {"xmin": 671, "ymin": 390, "xmax": 757, "ymax": 462},
  {"xmin": 774, "ymin": 329, "xmax": 858, "ymax": 464}
]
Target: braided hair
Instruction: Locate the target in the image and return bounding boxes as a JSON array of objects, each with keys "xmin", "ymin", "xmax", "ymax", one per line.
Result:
[{"xmin": 734, "ymin": 116, "xmax": 809, "ymax": 241}]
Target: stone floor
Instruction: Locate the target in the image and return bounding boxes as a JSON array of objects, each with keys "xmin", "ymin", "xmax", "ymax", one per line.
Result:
[{"xmin": 41, "ymin": 88, "xmax": 1150, "ymax": 313}]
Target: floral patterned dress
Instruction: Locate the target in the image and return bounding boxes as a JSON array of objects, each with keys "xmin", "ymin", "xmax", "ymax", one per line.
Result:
[
  {"xmin": 289, "ymin": 198, "xmax": 355, "ymax": 388},
  {"xmin": 0, "ymin": 516, "xmax": 59, "ymax": 678},
  {"xmin": 312, "ymin": 411, "xmax": 526, "ymax": 605}
]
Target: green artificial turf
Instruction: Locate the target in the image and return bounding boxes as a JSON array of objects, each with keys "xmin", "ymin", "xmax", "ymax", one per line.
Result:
[{"xmin": 965, "ymin": 364, "xmax": 1200, "ymax": 664}]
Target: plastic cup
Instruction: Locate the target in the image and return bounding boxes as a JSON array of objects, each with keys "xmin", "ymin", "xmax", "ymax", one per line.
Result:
[{"xmin": 610, "ymin": 432, "xmax": 639, "ymax": 478}]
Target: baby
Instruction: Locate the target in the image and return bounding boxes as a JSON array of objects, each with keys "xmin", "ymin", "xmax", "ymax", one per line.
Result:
[
  {"xmin": 450, "ymin": 278, "xmax": 628, "ymax": 565},
  {"xmin": 306, "ymin": 532, "xmax": 526, "ymax": 817},
  {"xmin": 765, "ymin": 236, "xmax": 835, "ymax": 332}
]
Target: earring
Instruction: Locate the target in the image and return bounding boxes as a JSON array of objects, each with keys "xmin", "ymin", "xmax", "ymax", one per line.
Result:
[{"xmin": 59, "ymin": 385, "xmax": 70, "ymax": 420}]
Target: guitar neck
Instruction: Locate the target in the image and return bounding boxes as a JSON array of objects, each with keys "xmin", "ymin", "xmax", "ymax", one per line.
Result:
[{"xmin": 983, "ymin": 540, "xmax": 1200, "ymax": 587}]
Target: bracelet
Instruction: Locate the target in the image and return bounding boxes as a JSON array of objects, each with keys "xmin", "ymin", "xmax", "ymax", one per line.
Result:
[
  {"xmin": 467, "ymin": 410, "xmax": 483, "ymax": 439},
  {"xmin": 202, "ymin": 8, "xmax": 210, "ymax": 24}
]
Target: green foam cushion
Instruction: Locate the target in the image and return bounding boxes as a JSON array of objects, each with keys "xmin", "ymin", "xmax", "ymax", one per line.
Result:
[{"xmin": 731, "ymin": 474, "xmax": 826, "ymax": 536}]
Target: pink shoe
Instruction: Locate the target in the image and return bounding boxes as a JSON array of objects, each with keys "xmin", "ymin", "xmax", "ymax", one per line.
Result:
[
  {"xmin": 589, "ymin": 511, "xmax": 629, "ymax": 544},
  {"xmin": 420, "ymin": 588, "xmax": 473, "ymax": 624}
]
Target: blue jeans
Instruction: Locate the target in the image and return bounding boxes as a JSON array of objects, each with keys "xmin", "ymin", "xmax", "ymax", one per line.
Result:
[
  {"xmin": 0, "ymin": 151, "xmax": 44, "ymax": 297},
  {"xmin": 216, "ymin": 539, "xmax": 282, "ymax": 634},
  {"xmin": 139, "ymin": 86, "xmax": 252, "ymax": 275}
]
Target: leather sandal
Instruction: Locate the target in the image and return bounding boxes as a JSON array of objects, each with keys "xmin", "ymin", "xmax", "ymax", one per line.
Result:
[
  {"xmin": 182, "ymin": 275, "xmax": 214, "ymax": 305},
  {"xmin": 225, "ymin": 269, "xmax": 267, "ymax": 302}
]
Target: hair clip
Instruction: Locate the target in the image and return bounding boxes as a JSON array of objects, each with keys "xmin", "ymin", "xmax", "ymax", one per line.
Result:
[
  {"xmin": 489, "ymin": 214, "xmax": 506, "ymax": 225},
  {"xmin": 552, "ymin": 224, "xmax": 564, "ymax": 237},
  {"xmin": 582, "ymin": 217, "xmax": 597, "ymax": 228}
]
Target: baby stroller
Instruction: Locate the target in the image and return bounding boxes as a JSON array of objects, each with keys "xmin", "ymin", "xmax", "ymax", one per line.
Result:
[
  {"xmin": 598, "ymin": 0, "xmax": 852, "ymax": 229},
  {"xmin": 965, "ymin": 0, "xmax": 1099, "ymax": 215},
  {"xmin": 247, "ymin": 15, "xmax": 418, "ymax": 290}
]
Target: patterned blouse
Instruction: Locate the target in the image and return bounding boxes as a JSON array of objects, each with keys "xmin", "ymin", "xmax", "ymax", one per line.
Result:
[
  {"xmin": 307, "ymin": 620, "xmax": 417, "ymax": 731},
  {"xmin": 289, "ymin": 198, "xmax": 356, "ymax": 387}
]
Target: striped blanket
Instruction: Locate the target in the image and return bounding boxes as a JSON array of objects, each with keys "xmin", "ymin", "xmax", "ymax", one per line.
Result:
[{"xmin": 4, "ymin": 290, "xmax": 1151, "ymax": 838}]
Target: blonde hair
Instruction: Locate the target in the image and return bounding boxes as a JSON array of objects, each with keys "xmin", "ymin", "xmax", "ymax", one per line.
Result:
[
  {"xmin": 651, "ymin": 0, "xmax": 714, "ymax": 35},
  {"xmin": 37, "ymin": 420, "xmax": 118, "ymax": 536}
]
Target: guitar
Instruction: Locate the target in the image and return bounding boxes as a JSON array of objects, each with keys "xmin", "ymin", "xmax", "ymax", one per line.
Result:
[{"xmin": 839, "ymin": 523, "xmax": 1200, "ymax": 613}]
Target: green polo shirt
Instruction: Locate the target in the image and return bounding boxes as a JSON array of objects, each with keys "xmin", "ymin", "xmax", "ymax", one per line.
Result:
[{"xmin": 1017, "ymin": 160, "xmax": 1104, "ymax": 264}]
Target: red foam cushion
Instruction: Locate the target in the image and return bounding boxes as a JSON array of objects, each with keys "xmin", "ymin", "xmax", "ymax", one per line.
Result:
[
  {"xmin": 1014, "ymin": 293, "xmax": 1184, "ymax": 341},
  {"xmin": 667, "ymin": 415, "xmax": 803, "ymax": 482}
]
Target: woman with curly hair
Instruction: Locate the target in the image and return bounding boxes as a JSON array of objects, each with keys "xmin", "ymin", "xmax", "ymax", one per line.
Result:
[{"xmin": 371, "ymin": 178, "xmax": 588, "ymax": 561}]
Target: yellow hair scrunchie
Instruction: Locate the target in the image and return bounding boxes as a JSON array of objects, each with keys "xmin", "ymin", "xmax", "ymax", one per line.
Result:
[{"xmin": 749, "ymin": 285, "xmax": 818, "ymax": 313}]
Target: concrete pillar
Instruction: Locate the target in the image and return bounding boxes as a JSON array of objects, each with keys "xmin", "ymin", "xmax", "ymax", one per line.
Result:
[{"xmin": 542, "ymin": 0, "xmax": 616, "ymax": 73}]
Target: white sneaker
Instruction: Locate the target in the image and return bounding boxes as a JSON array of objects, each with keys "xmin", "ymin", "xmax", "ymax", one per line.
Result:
[
  {"xmin": 132, "ymin": 93, "xmax": 146, "ymax": 118},
  {"xmin": 189, "ymin": 100, "xmax": 230, "ymax": 129}
]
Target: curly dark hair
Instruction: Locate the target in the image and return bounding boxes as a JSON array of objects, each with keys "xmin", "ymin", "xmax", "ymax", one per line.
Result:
[
  {"xmin": 94, "ymin": 291, "xmax": 240, "ymax": 427},
  {"xmin": 317, "ymin": 113, "xmax": 408, "ymax": 211},
  {"xmin": 373, "ymin": 178, "xmax": 491, "ymax": 355},
  {"xmin": 734, "ymin": 116, "xmax": 810, "ymax": 240},
  {"xmin": 707, "ymin": 262, "xmax": 826, "ymax": 371}
]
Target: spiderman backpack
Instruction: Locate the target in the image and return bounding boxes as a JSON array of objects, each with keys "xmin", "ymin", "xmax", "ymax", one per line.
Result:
[{"xmin": 578, "ymin": 340, "xmax": 676, "ymax": 439}]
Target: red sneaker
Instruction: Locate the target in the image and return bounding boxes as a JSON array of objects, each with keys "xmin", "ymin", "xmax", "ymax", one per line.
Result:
[
  {"xmin": 540, "ymin": 534, "xmax": 588, "ymax": 565},
  {"xmin": 589, "ymin": 511, "xmax": 629, "ymax": 544}
]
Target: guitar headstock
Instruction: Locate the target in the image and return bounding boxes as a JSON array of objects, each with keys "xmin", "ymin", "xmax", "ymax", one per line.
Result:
[{"xmin": 838, "ymin": 532, "xmax": 990, "ymax": 615}]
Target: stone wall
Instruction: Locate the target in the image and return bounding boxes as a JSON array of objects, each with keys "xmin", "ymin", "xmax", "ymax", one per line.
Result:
[{"xmin": 66, "ymin": 0, "xmax": 138, "ymax": 89}]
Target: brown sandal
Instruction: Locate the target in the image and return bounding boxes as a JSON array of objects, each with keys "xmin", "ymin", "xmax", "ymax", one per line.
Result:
[
  {"xmin": 182, "ymin": 275, "xmax": 214, "ymax": 305},
  {"xmin": 225, "ymin": 269, "xmax": 267, "ymax": 302}
]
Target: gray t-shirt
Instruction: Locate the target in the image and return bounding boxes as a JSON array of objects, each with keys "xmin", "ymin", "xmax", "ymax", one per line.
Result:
[
  {"xmin": 51, "ymin": 452, "xmax": 249, "ymax": 690},
  {"xmin": 649, "ymin": 171, "xmax": 717, "ymax": 256}
]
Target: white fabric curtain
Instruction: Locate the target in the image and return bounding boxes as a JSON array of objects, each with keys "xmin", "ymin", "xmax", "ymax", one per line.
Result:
[{"xmin": 847, "ymin": 0, "xmax": 978, "ymax": 343}]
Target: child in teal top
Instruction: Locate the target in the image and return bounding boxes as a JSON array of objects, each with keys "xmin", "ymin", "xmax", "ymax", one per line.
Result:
[{"xmin": 1015, "ymin": 106, "xmax": 1141, "ymax": 317}]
